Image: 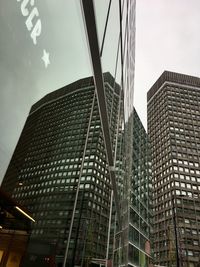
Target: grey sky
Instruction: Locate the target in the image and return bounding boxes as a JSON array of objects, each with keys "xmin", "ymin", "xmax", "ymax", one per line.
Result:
[
  {"xmin": 1, "ymin": 0, "xmax": 200, "ymax": 183},
  {"xmin": 0, "ymin": 0, "xmax": 93, "ymax": 183},
  {"xmin": 134, "ymin": 0, "xmax": 200, "ymax": 128}
]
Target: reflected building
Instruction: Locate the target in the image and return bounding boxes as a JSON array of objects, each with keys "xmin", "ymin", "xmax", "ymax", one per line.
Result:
[
  {"xmin": 2, "ymin": 73, "xmax": 120, "ymax": 266},
  {"xmin": 114, "ymin": 109, "xmax": 152, "ymax": 267},
  {"xmin": 147, "ymin": 71, "xmax": 200, "ymax": 267},
  {"xmin": 1, "ymin": 0, "xmax": 138, "ymax": 267}
]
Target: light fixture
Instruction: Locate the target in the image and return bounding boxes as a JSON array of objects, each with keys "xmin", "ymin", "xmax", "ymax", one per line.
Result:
[{"xmin": 15, "ymin": 206, "xmax": 35, "ymax": 222}]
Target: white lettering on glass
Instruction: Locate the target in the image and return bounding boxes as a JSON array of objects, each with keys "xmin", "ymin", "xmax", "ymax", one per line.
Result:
[
  {"xmin": 21, "ymin": 0, "xmax": 35, "ymax": 17},
  {"xmin": 25, "ymin": 7, "xmax": 39, "ymax": 31},
  {"xmin": 30, "ymin": 19, "xmax": 42, "ymax": 45},
  {"xmin": 17, "ymin": 0, "xmax": 41, "ymax": 45},
  {"xmin": 16, "ymin": 0, "xmax": 50, "ymax": 67}
]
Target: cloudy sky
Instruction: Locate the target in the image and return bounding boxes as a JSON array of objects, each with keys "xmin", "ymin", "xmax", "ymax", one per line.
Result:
[
  {"xmin": 134, "ymin": 0, "xmax": 200, "ymax": 127},
  {"xmin": 1, "ymin": 0, "xmax": 200, "ymax": 183}
]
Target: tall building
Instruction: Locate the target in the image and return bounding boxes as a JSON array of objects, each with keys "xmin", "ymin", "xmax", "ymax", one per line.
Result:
[
  {"xmin": 147, "ymin": 71, "xmax": 200, "ymax": 267},
  {"xmin": 114, "ymin": 109, "xmax": 152, "ymax": 267},
  {"xmin": 1, "ymin": 1, "xmax": 137, "ymax": 266},
  {"xmin": 2, "ymin": 73, "xmax": 121, "ymax": 266}
]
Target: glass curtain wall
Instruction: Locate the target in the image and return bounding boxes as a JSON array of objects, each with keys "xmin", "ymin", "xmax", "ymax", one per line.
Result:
[
  {"xmin": 0, "ymin": 0, "xmax": 136, "ymax": 266},
  {"xmin": 114, "ymin": 109, "xmax": 152, "ymax": 267},
  {"xmin": 92, "ymin": 1, "xmax": 136, "ymax": 266}
]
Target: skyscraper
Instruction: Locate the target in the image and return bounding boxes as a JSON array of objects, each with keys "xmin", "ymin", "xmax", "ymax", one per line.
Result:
[
  {"xmin": 147, "ymin": 71, "xmax": 200, "ymax": 267},
  {"xmin": 1, "ymin": 1, "xmax": 137, "ymax": 266},
  {"xmin": 114, "ymin": 108, "xmax": 152, "ymax": 267},
  {"xmin": 2, "ymin": 73, "xmax": 120, "ymax": 266}
]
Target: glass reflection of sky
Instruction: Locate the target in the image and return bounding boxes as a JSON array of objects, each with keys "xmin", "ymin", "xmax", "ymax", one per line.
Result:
[
  {"xmin": 0, "ymin": 0, "xmax": 92, "ymax": 182},
  {"xmin": 0, "ymin": 0, "xmax": 136, "ymax": 184}
]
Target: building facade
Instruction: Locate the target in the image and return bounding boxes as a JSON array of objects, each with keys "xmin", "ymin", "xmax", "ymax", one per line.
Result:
[
  {"xmin": 147, "ymin": 71, "xmax": 200, "ymax": 267},
  {"xmin": 1, "ymin": 1, "xmax": 137, "ymax": 266},
  {"xmin": 114, "ymin": 109, "xmax": 152, "ymax": 267},
  {"xmin": 2, "ymin": 73, "xmax": 121, "ymax": 266}
]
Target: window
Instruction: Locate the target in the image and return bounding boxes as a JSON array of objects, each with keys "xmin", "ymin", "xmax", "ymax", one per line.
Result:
[
  {"xmin": 175, "ymin": 181, "xmax": 179, "ymax": 187},
  {"xmin": 187, "ymin": 251, "xmax": 193, "ymax": 256},
  {"xmin": 192, "ymin": 229, "xmax": 197, "ymax": 235},
  {"xmin": 181, "ymin": 183, "xmax": 185, "ymax": 188}
]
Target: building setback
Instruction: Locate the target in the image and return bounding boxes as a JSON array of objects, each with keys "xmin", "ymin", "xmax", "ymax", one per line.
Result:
[
  {"xmin": 2, "ymin": 73, "xmax": 121, "ymax": 266},
  {"xmin": 147, "ymin": 71, "xmax": 200, "ymax": 267}
]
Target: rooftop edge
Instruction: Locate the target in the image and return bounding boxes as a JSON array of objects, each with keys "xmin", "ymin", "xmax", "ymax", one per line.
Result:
[{"xmin": 147, "ymin": 70, "xmax": 200, "ymax": 102}]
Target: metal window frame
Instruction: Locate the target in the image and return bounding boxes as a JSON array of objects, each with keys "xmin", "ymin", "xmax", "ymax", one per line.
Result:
[{"xmin": 81, "ymin": 0, "xmax": 122, "ymax": 229}]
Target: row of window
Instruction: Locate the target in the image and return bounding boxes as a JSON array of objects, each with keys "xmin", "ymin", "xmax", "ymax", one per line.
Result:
[{"xmin": 154, "ymin": 190, "xmax": 200, "ymax": 203}]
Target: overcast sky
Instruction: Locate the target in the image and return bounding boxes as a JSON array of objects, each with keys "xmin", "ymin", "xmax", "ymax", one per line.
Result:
[
  {"xmin": 134, "ymin": 0, "xmax": 200, "ymax": 127},
  {"xmin": 1, "ymin": 0, "xmax": 200, "ymax": 183}
]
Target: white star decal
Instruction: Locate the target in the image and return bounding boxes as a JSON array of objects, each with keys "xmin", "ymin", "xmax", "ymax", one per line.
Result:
[{"xmin": 42, "ymin": 49, "xmax": 50, "ymax": 68}]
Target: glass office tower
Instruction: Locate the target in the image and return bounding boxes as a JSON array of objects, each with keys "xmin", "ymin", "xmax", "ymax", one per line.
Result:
[
  {"xmin": 114, "ymin": 109, "xmax": 152, "ymax": 267},
  {"xmin": 148, "ymin": 71, "xmax": 200, "ymax": 267},
  {"xmin": 1, "ymin": 1, "xmax": 136, "ymax": 266}
]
